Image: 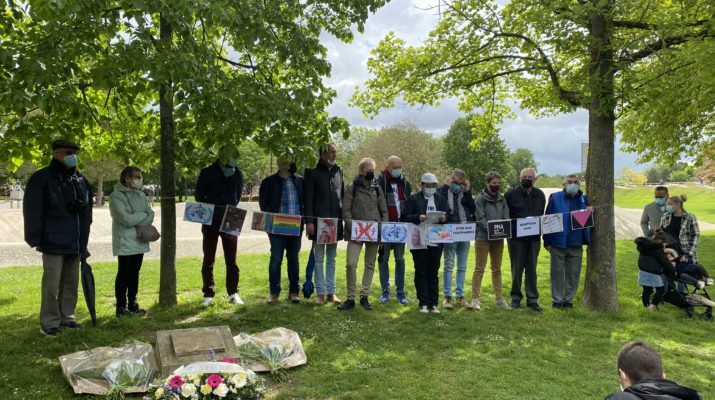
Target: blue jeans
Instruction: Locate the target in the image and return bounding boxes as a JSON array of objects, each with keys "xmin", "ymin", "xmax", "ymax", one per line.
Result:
[
  {"xmin": 378, "ymin": 243, "xmax": 406, "ymax": 295},
  {"xmin": 313, "ymin": 242, "xmax": 337, "ymax": 295},
  {"xmin": 443, "ymin": 241, "xmax": 470, "ymax": 297},
  {"xmin": 268, "ymin": 234, "xmax": 301, "ymax": 295}
]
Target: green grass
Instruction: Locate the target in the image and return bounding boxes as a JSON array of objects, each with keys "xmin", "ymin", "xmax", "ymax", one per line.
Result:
[
  {"xmin": 1, "ymin": 235, "xmax": 715, "ymax": 399},
  {"xmin": 615, "ymin": 184, "xmax": 715, "ymax": 223}
]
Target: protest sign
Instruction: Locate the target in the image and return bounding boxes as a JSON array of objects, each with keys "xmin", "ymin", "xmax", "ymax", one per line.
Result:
[
  {"xmin": 219, "ymin": 206, "xmax": 247, "ymax": 237},
  {"xmin": 406, "ymin": 224, "xmax": 426, "ymax": 250},
  {"xmin": 184, "ymin": 202, "xmax": 215, "ymax": 225},
  {"xmin": 351, "ymin": 220, "xmax": 379, "ymax": 242},
  {"xmin": 317, "ymin": 218, "xmax": 338, "ymax": 244},
  {"xmin": 541, "ymin": 213, "xmax": 564, "ymax": 234},
  {"xmin": 451, "ymin": 223, "xmax": 476, "ymax": 242},
  {"xmin": 571, "ymin": 209, "xmax": 594, "ymax": 230},
  {"xmin": 271, "ymin": 214, "xmax": 302, "ymax": 236},
  {"xmin": 380, "ymin": 223, "xmax": 408, "ymax": 243},
  {"xmin": 251, "ymin": 212, "xmax": 274, "ymax": 232},
  {"xmin": 516, "ymin": 217, "xmax": 541, "ymax": 238},
  {"xmin": 427, "ymin": 224, "xmax": 453, "ymax": 244},
  {"xmin": 487, "ymin": 219, "xmax": 512, "ymax": 240}
]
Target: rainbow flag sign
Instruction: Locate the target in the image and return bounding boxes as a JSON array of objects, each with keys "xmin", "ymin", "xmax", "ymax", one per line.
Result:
[{"xmin": 271, "ymin": 213, "xmax": 302, "ymax": 236}]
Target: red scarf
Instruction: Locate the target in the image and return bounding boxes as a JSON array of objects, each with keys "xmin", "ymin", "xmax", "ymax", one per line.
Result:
[{"xmin": 384, "ymin": 169, "xmax": 406, "ymax": 222}]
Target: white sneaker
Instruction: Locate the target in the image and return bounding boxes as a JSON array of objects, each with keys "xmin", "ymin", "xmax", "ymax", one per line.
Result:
[
  {"xmin": 469, "ymin": 299, "xmax": 481, "ymax": 310},
  {"xmin": 419, "ymin": 306, "xmax": 429, "ymax": 314},
  {"xmin": 228, "ymin": 293, "xmax": 244, "ymax": 305},
  {"xmin": 697, "ymin": 281, "xmax": 705, "ymax": 290},
  {"xmin": 202, "ymin": 297, "xmax": 214, "ymax": 307},
  {"xmin": 430, "ymin": 306, "xmax": 441, "ymax": 314},
  {"xmin": 706, "ymin": 278, "xmax": 714, "ymax": 286}
]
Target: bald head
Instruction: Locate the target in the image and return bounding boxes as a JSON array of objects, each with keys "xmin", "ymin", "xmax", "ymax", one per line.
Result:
[{"xmin": 387, "ymin": 155, "xmax": 402, "ymax": 169}]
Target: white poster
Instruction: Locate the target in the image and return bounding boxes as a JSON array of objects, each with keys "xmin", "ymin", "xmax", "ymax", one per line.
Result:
[
  {"xmin": 183, "ymin": 201, "xmax": 215, "ymax": 225},
  {"xmin": 541, "ymin": 214, "xmax": 564, "ymax": 234},
  {"xmin": 451, "ymin": 223, "xmax": 476, "ymax": 242},
  {"xmin": 516, "ymin": 217, "xmax": 541, "ymax": 238},
  {"xmin": 406, "ymin": 224, "xmax": 427, "ymax": 250},
  {"xmin": 427, "ymin": 224, "xmax": 453, "ymax": 244},
  {"xmin": 350, "ymin": 220, "xmax": 379, "ymax": 242},
  {"xmin": 381, "ymin": 223, "xmax": 409, "ymax": 243}
]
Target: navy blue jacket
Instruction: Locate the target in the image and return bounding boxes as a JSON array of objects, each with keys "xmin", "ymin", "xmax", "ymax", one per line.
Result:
[
  {"xmin": 543, "ymin": 189, "xmax": 591, "ymax": 249},
  {"xmin": 400, "ymin": 192, "xmax": 450, "ymax": 224},
  {"xmin": 303, "ymin": 161, "xmax": 344, "ymax": 240},
  {"xmin": 23, "ymin": 158, "xmax": 93, "ymax": 255},
  {"xmin": 195, "ymin": 160, "xmax": 244, "ymax": 225},
  {"xmin": 259, "ymin": 173, "xmax": 304, "ymax": 214}
]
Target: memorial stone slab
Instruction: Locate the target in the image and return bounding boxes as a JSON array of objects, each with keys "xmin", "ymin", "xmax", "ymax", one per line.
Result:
[{"xmin": 155, "ymin": 325, "xmax": 238, "ymax": 377}]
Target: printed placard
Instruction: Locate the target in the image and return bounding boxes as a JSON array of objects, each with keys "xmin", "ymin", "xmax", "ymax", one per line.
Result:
[
  {"xmin": 427, "ymin": 224, "xmax": 454, "ymax": 244},
  {"xmin": 184, "ymin": 201, "xmax": 215, "ymax": 225},
  {"xmin": 271, "ymin": 214, "xmax": 302, "ymax": 236},
  {"xmin": 317, "ymin": 218, "xmax": 338, "ymax": 244},
  {"xmin": 380, "ymin": 223, "xmax": 409, "ymax": 243},
  {"xmin": 425, "ymin": 211, "xmax": 445, "ymax": 224},
  {"xmin": 351, "ymin": 220, "xmax": 379, "ymax": 242},
  {"xmin": 451, "ymin": 223, "xmax": 476, "ymax": 242},
  {"xmin": 516, "ymin": 217, "xmax": 541, "ymax": 238},
  {"xmin": 220, "ymin": 206, "xmax": 247, "ymax": 237},
  {"xmin": 571, "ymin": 209, "xmax": 594, "ymax": 230},
  {"xmin": 406, "ymin": 223, "xmax": 427, "ymax": 250},
  {"xmin": 251, "ymin": 212, "xmax": 274, "ymax": 232},
  {"xmin": 541, "ymin": 214, "xmax": 564, "ymax": 234},
  {"xmin": 487, "ymin": 219, "xmax": 512, "ymax": 240}
]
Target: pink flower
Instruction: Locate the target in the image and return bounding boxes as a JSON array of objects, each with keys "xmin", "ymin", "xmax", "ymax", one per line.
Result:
[
  {"xmin": 221, "ymin": 357, "xmax": 236, "ymax": 363},
  {"xmin": 168, "ymin": 375, "xmax": 184, "ymax": 389},
  {"xmin": 207, "ymin": 374, "xmax": 223, "ymax": 388}
]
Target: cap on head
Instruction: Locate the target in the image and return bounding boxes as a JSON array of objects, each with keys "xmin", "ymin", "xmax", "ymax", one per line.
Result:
[
  {"xmin": 421, "ymin": 173, "xmax": 438, "ymax": 184},
  {"xmin": 52, "ymin": 139, "xmax": 80, "ymax": 151}
]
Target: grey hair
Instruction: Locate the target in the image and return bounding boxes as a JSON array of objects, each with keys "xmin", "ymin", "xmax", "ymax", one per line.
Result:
[
  {"xmin": 520, "ymin": 167, "xmax": 537, "ymax": 177},
  {"xmin": 485, "ymin": 171, "xmax": 501, "ymax": 183},
  {"xmin": 358, "ymin": 157, "xmax": 376, "ymax": 172},
  {"xmin": 563, "ymin": 174, "xmax": 579, "ymax": 183},
  {"xmin": 451, "ymin": 169, "xmax": 466, "ymax": 181}
]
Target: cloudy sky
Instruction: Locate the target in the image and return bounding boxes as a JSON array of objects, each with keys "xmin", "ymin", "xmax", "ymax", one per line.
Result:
[{"xmin": 319, "ymin": 0, "xmax": 642, "ymax": 176}]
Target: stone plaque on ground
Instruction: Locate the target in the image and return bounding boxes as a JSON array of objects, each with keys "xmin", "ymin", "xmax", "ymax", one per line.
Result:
[{"xmin": 156, "ymin": 326, "xmax": 238, "ymax": 377}]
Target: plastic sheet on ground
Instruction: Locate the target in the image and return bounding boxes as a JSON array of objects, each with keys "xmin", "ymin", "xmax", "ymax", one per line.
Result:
[
  {"xmin": 59, "ymin": 341, "xmax": 158, "ymax": 395},
  {"xmin": 233, "ymin": 327, "xmax": 307, "ymax": 372}
]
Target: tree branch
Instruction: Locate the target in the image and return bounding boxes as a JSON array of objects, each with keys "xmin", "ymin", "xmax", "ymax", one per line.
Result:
[
  {"xmin": 428, "ymin": 55, "xmax": 538, "ymax": 75},
  {"xmin": 216, "ymin": 55, "xmax": 259, "ymax": 70},
  {"xmin": 618, "ymin": 29, "xmax": 714, "ymax": 64},
  {"xmin": 613, "ymin": 19, "xmax": 709, "ymax": 30},
  {"xmin": 460, "ymin": 67, "xmax": 535, "ymax": 88}
]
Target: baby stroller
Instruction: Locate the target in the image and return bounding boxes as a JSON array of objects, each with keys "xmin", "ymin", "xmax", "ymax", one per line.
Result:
[{"xmin": 662, "ymin": 275, "xmax": 713, "ymax": 321}]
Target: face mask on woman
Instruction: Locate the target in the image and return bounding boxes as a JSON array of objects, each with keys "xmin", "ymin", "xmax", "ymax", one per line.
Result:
[
  {"xmin": 132, "ymin": 178, "xmax": 143, "ymax": 190},
  {"xmin": 665, "ymin": 205, "xmax": 674, "ymax": 213},
  {"xmin": 450, "ymin": 183, "xmax": 463, "ymax": 193}
]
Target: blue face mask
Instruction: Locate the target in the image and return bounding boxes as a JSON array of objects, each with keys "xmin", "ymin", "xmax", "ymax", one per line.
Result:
[
  {"xmin": 423, "ymin": 188, "xmax": 436, "ymax": 197},
  {"xmin": 655, "ymin": 198, "xmax": 666, "ymax": 207},
  {"xmin": 665, "ymin": 205, "xmax": 674, "ymax": 213},
  {"xmin": 565, "ymin": 183, "xmax": 579, "ymax": 194},
  {"xmin": 62, "ymin": 154, "xmax": 78, "ymax": 168},
  {"xmin": 391, "ymin": 168, "xmax": 402, "ymax": 178},
  {"xmin": 227, "ymin": 158, "xmax": 238, "ymax": 168},
  {"xmin": 450, "ymin": 183, "xmax": 463, "ymax": 193},
  {"xmin": 221, "ymin": 166, "xmax": 235, "ymax": 177}
]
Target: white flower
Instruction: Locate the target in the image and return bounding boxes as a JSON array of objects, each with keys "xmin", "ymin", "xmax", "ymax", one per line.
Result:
[
  {"xmin": 213, "ymin": 383, "xmax": 229, "ymax": 397},
  {"xmin": 180, "ymin": 383, "xmax": 196, "ymax": 398},
  {"xmin": 228, "ymin": 372, "xmax": 248, "ymax": 388}
]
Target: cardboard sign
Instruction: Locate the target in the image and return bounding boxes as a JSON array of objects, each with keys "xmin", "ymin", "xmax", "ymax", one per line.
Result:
[
  {"xmin": 251, "ymin": 212, "xmax": 274, "ymax": 232},
  {"xmin": 380, "ymin": 223, "xmax": 409, "ymax": 243},
  {"xmin": 406, "ymin": 224, "xmax": 426, "ymax": 250},
  {"xmin": 516, "ymin": 217, "xmax": 541, "ymax": 238},
  {"xmin": 541, "ymin": 213, "xmax": 564, "ymax": 234},
  {"xmin": 427, "ymin": 224, "xmax": 454, "ymax": 244},
  {"xmin": 317, "ymin": 218, "xmax": 338, "ymax": 244},
  {"xmin": 219, "ymin": 206, "xmax": 247, "ymax": 237},
  {"xmin": 451, "ymin": 223, "xmax": 476, "ymax": 242},
  {"xmin": 271, "ymin": 214, "xmax": 302, "ymax": 236},
  {"xmin": 571, "ymin": 209, "xmax": 594, "ymax": 230},
  {"xmin": 487, "ymin": 219, "xmax": 512, "ymax": 240},
  {"xmin": 184, "ymin": 201, "xmax": 215, "ymax": 225},
  {"xmin": 350, "ymin": 220, "xmax": 379, "ymax": 242}
]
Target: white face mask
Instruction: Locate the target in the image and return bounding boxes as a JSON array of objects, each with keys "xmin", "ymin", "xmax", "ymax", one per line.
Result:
[{"xmin": 131, "ymin": 178, "xmax": 143, "ymax": 190}]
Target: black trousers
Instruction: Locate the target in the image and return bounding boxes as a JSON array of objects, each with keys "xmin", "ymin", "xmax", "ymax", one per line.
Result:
[
  {"xmin": 642, "ymin": 286, "xmax": 665, "ymax": 307},
  {"xmin": 411, "ymin": 246, "xmax": 443, "ymax": 308},
  {"xmin": 116, "ymin": 254, "xmax": 144, "ymax": 309},
  {"xmin": 508, "ymin": 239, "xmax": 540, "ymax": 305}
]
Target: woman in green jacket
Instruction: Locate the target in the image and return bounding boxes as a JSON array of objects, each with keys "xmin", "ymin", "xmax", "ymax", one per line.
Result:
[{"xmin": 109, "ymin": 166, "xmax": 154, "ymax": 317}]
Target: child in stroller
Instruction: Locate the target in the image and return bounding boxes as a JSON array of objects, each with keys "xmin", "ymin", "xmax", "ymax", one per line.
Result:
[
  {"xmin": 662, "ymin": 247, "xmax": 714, "ymax": 320},
  {"xmin": 664, "ymin": 248, "xmax": 714, "ymax": 289}
]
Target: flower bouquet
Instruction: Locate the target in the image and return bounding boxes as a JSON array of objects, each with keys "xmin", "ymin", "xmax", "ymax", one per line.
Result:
[
  {"xmin": 233, "ymin": 327, "xmax": 307, "ymax": 381},
  {"xmin": 147, "ymin": 362, "xmax": 264, "ymax": 400}
]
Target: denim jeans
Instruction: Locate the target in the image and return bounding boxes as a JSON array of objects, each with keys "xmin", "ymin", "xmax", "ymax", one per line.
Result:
[
  {"xmin": 313, "ymin": 242, "xmax": 337, "ymax": 295},
  {"xmin": 378, "ymin": 243, "xmax": 406, "ymax": 295},
  {"xmin": 443, "ymin": 241, "xmax": 470, "ymax": 297},
  {"xmin": 268, "ymin": 234, "xmax": 301, "ymax": 295}
]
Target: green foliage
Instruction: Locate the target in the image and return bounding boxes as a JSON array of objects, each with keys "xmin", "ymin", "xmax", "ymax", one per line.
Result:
[
  {"xmin": 333, "ymin": 126, "xmax": 379, "ymax": 168},
  {"xmin": 509, "ymin": 148, "xmax": 539, "ymax": 179},
  {"xmin": 536, "ymin": 174, "xmax": 565, "ymax": 188},
  {"xmin": 442, "ymin": 117, "xmax": 514, "ymax": 188},
  {"xmin": 645, "ymin": 164, "xmax": 671, "ymax": 183},
  {"xmin": 669, "ymin": 170, "xmax": 691, "ymax": 183},
  {"xmin": 615, "ymin": 185, "xmax": 715, "ymax": 223}
]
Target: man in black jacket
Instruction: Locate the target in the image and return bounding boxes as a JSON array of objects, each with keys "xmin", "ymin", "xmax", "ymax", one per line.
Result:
[
  {"xmin": 504, "ymin": 167, "xmax": 546, "ymax": 311},
  {"xmin": 24, "ymin": 139, "xmax": 93, "ymax": 337},
  {"xmin": 259, "ymin": 156, "xmax": 303, "ymax": 304},
  {"xmin": 605, "ymin": 341, "xmax": 701, "ymax": 400},
  {"xmin": 195, "ymin": 151, "xmax": 244, "ymax": 308}
]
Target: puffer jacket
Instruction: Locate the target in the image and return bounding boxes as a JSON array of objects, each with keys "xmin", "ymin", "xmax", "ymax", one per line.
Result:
[
  {"xmin": 475, "ymin": 188, "xmax": 510, "ymax": 241},
  {"xmin": 634, "ymin": 237, "xmax": 675, "ymax": 277},
  {"xmin": 342, "ymin": 176, "xmax": 388, "ymax": 236},
  {"xmin": 110, "ymin": 183, "xmax": 154, "ymax": 256},
  {"xmin": 605, "ymin": 378, "xmax": 702, "ymax": 400}
]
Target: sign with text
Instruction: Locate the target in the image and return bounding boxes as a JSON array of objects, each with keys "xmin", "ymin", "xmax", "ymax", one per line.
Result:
[
  {"xmin": 451, "ymin": 223, "xmax": 476, "ymax": 242},
  {"xmin": 541, "ymin": 213, "xmax": 564, "ymax": 235},
  {"xmin": 487, "ymin": 219, "xmax": 512, "ymax": 240},
  {"xmin": 271, "ymin": 214, "xmax": 302, "ymax": 236},
  {"xmin": 516, "ymin": 217, "xmax": 541, "ymax": 238}
]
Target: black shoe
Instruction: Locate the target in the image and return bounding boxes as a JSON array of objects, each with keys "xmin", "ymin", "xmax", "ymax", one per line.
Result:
[
  {"xmin": 116, "ymin": 307, "xmax": 132, "ymax": 317},
  {"xmin": 128, "ymin": 303, "xmax": 147, "ymax": 315},
  {"xmin": 552, "ymin": 302, "xmax": 562, "ymax": 309},
  {"xmin": 562, "ymin": 302, "xmax": 573, "ymax": 309},
  {"xmin": 60, "ymin": 320, "xmax": 81, "ymax": 329},
  {"xmin": 511, "ymin": 301, "xmax": 521, "ymax": 309},
  {"xmin": 360, "ymin": 296, "xmax": 373, "ymax": 311},
  {"xmin": 527, "ymin": 303, "xmax": 543, "ymax": 312},
  {"xmin": 337, "ymin": 300, "xmax": 355, "ymax": 310},
  {"xmin": 40, "ymin": 327, "xmax": 60, "ymax": 337}
]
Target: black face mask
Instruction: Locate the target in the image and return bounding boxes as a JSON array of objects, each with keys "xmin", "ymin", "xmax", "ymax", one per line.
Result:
[
  {"xmin": 365, "ymin": 171, "xmax": 375, "ymax": 181},
  {"xmin": 289, "ymin": 163, "xmax": 297, "ymax": 174},
  {"xmin": 520, "ymin": 179, "xmax": 533, "ymax": 189}
]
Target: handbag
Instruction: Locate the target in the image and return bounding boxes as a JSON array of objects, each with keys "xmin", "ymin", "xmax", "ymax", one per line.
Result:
[{"xmin": 122, "ymin": 192, "xmax": 160, "ymax": 242}]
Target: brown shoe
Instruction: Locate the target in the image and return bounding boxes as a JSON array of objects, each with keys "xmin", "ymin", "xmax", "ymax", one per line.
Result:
[
  {"xmin": 327, "ymin": 294, "xmax": 341, "ymax": 304},
  {"xmin": 316, "ymin": 295, "xmax": 325, "ymax": 305},
  {"xmin": 289, "ymin": 293, "xmax": 300, "ymax": 303},
  {"xmin": 267, "ymin": 295, "xmax": 279, "ymax": 305}
]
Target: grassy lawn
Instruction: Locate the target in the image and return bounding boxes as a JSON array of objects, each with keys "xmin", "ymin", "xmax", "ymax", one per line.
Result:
[
  {"xmin": 1, "ymin": 234, "xmax": 714, "ymax": 399},
  {"xmin": 615, "ymin": 184, "xmax": 715, "ymax": 223}
]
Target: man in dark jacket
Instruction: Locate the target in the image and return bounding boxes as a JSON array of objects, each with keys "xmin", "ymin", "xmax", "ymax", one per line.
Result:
[
  {"xmin": 605, "ymin": 341, "xmax": 701, "ymax": 400},
  {"xmin": 303, "ymin": 142, "xmax": 344, "ymax": 305},
  {"xmin": 376, "ymin": 155, "xmax": 411, "ymax": 305},
  {"xmin": 24, "ymin": 139, "xmax": 93, "ymax": 337},
  {"xmin": 195, "ymin": 151, "xmax": 244, "ymax": 308},
  {"xmin": 259, "ymin": 156, "xmax": 303, "ymax": 304},
  {"xmin": 504, "ymin": 167, "xmax": 546, "ymax": 312}
]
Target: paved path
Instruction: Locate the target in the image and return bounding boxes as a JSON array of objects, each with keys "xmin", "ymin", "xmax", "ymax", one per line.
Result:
[{"xmin": 2, "ymin": 192, "xmax": 713, "ymax": 267}]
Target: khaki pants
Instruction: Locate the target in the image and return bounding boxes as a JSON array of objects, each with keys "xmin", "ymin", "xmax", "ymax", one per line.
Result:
[
  {"xmin": 41, "ymin": 253, "xmax": 80, "ymax": 330},
  {"xmin": 472, "ymin": 240, "xmax": 504, "ymax": 301},
  {"xmin": 345, "ymin": 241, "xmax": 380, "ymax": 300}
]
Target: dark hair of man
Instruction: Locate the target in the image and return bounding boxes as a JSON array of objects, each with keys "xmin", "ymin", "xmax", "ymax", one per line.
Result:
[
  {"xmin": 655, "ymin": 186, "xmax": 668, "ymax": 193},
  {"xmin": 617, "ymin": 341, "xmax": 664, "ymax": 384},
  {"xmin": 120, "ymin": 166, "xmax": 141, "ymax": 186}
]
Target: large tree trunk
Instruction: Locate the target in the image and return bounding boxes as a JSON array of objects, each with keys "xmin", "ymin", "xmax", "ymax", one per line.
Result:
[
  {"xmin": 96, "ymin": 174, "xmax": 104, "ymax": 206},
  {"xmin": 583, "ymin": 0, "xmax": 618, "ymax": 311},
  {"xmin": 158, "ymin": 13, "xmax": 177, "ymax": 306}
]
